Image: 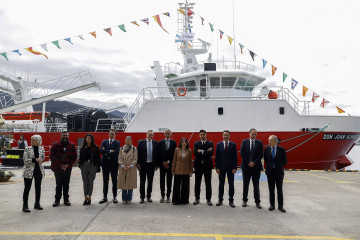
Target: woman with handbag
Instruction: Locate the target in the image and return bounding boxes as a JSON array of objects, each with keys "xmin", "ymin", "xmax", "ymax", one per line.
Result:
[
  {"xmin": 22, "ymin": 135, "xmax": 45, "ymax": 213},
  {"xmin": 79, "ymin": 134, "xmax": 100, "ymax": 205},
  {"xmin": 118, "ymin": 136, "xmax": 137, "ymax": 203}
]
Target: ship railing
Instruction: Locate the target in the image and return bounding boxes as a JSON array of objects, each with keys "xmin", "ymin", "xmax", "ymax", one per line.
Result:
[
  {"xmin": 95, "ymin": 118, "xmax": 126, "ymax": 132},
  {"xmin": 44, "ymin": 122, "xmax": 67, "ymax": 132}
]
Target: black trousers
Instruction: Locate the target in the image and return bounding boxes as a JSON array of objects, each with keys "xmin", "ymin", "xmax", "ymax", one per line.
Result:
[
  {"xmin": 267, "ymin": 170, "xmax": 284, "ymax": 207},
  {"xmin": 218, "ymin": 169, "xmax": 234, "ymax": 202},
  {"xmin": 23, "ymin": 168, "xmax": 42, "ymax": 204},
  {"xmin": 172, "ymin": 174, "xmax": 190, "ymax": 204},
  {"xmin": 139, "ymin": 163, "xmax": 155, "ymax": 199},
  {"xmin": 194, "ymin": 166, "xmax": 212, "ymax": 201},
  {"xmin": 242, "ymin": 168, "xmax": 261, "ymax": 203},
  {"xmin": 160, "ymin": 166, "xmax": 173, "ymax": 198},
  {"xmin": 54, "ymin": 169, "xmax": 72, "ymax": 201},
  {"xmin": 102, "ymin": 163, "xmax": 118, "ymax": 199}
]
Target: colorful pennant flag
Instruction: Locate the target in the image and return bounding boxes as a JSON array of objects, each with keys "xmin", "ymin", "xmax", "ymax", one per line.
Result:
[
  {"xmin": 104, "ymin": 28, "xmax": 112, "ymax": 36},
  {"xmin": 272, "ymin": 65, "xmax": 277, "ymax": 76},
  {"xmin": 262, "ymin": 59, "xmax": 267, "ymax": 69},
  {"xmin": 1, "ymin": 52, "xmax": 8, "ymax": 61},
  {"xmin": 177, "ymin": 9, "xmax": 185, "ymax": 15},
  {"xmin": 152, "ymin": 15, "xmax": 169, "ymax": 33},
  {"xmin": 312, "ymin": 92, "xmax": 319, "ymax": 103},
  {"xmin": 303, "ymin": 85, "xmax": 309, "ymax": 97},
  {"xmin": 78, "ymin": 35, "xmax": 85, "ymax": 40},
  {"xmin": 239, "ymin": 43, "xmax": 244, "ymax": 54},
  {"xmin": 200, "ymin": 16, "xmax": 204, "ymax": 25},
  {"xmin": 12, "ymin": 50, "xmax": 22, "ymax": 56},
  {"xmin": 249, "ymin": 50, "xmax": 255, "ymax": 61},
  {"xmin": 52, "ymin": 40, "xmax": 61, "ymax": 49},
  {"xmin": 336, "ymin": 106, "xmax": 345, "ymax": 113},
  {"xmin": 283, "ymin": 73, "xmax": 288, "ymax": 82},
  {"xmin": 64, "ymin": 38, "xmax": 73, "ymax": 44},
  {"xmin": 320, "ymin": 98, "xmax": 329, "ymax": 108},
  {"xmin": 141, "ymin": 18, "xmax": 149, "ymax": 25},
  {"xmin": 90, "ymin": 31, "xmax": 96, "ymax": 38},
  {"xmin": 131, "ymin": 21, "xmax": 140, "ymax": 27},
  {"xmin": 118, "ymin": 24, "xmax": 126, "ymax": 32},
  {"xmin": 291, "ymin": 79, "xmax": 298, "ymax": 90},
  {"xmin": 227, "ymin": 36, "xmax": 233, "ymax": 45},
  {"xmin": 25, "ymin": 47, "xmax": 48, "ymax": 59},
  {"xmin": 209, "ymin": 23, "xmax": 214, "ymax": 32},
  {"xmin": 187, "ymin": 9, "xmax": 194, "ymax": 17},
  {"xmin": 219, "ymin": 30, "xmax": 224, "ymax": 39},
  {"xmin": 163, "ymin": 12, "xmax": 170, "ymax": 17},
  {"xmin": 40, "ymin": 43, "xmax": 48, "ymax": 52},
  {"xmin": 175, "ymin": 34, "xmax": 182, "ymax": 43}
]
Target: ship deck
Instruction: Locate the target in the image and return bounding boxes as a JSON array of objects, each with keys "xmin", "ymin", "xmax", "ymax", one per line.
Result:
[{"xmin": 0, "ymin": 167, "xmax": 359, "ymax": 240}]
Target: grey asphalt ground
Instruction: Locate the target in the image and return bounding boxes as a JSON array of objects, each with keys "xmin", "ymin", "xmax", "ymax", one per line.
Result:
[{"xmin": 0, "ymin": 167, "xmax": 359, "ymax": 240}]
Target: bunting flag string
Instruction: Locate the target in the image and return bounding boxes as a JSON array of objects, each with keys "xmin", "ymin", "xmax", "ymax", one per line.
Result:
[
  {"xmin": 209, "ymin": 23, "xmax": 214, "ymax": 32},
  {"xmin": 90, "ymin": 31, "xmax": 96, "ymax": 38},
  {"xmin": 1, "ymin": 52, "xmax": 8, "ymax": 61},
  {"xmin": 291, "ymin": 79, "xmax": 298, "ymax": 90},
  {"xmin": 283, "ymin": 73, "xmax": 288, "ymax": 83},
  {"xmin": 312, "ymin": 92, "xmax": 319, "ymax": 103},
  {"xmin": 12, "ymin": 50, "xmax": 22, "ymax": 56},
  {"xmin": 262, "ymin": 59, "xmax": 267, "ymax": 69},
  {"xmin": 118, "ymin": 24, "xmax": 126, "ymax": 32},
  {"xmin": 52, "ymin": 40, "xmax": 61, "ymax": 49},
  {"xmin": 104, "ymin": 28, "xmax": 112, "ymax": 36},
  {"xmin": 25, "ymin": 47, "xmax": 48, "ymax": 59},
  {"xmin": 131, "ymin": 21, "xmax": 140, "ymax": 27},
  {"xmin": 249, "ymin": 50, "xmax": 255, "ymax": 61},
  {"xmin": 320, "ymin": 98, "xmax": 329, "ymax": 108},
  {"xmin": 272, "ymin": 65, "xmax": 277, "ymax": 76},
  {"xmin": 141, "ymin": 18, "xmax": 149, "ymax": 25},
  {"xmin": 152, "ymin": 15, "xmax": 169, "ymax": 33},
  {"xmin": 219, "ymin": 30, "xmax": 224, "ymax": 39},
  {"xmin": 239, "ymin": 43, "xmax": 244, "ymax": 54},
  {"xmin": 40, "ymin": 43, "xmax": 48, "ymax": 52},
  {"xmin": 227, "ymin": 36, "xmax": 233, "ymax": 45},
  {"xmin": 64, "ymin": 38, "xmax": 73, "ymax": 44},
  {"xmin": 303, "ymin": 85, "xmax": 309, "ymax": 97},
  {"xmin": 336, "ymin": 106, "xmax": 345, "ymax": 113},
  {"xmin": 163, "ymin": 12, "xmax": 170, "ymax": 17},
  {"xmin": 177, "ymin": 9, "xmax": 185, "ymax": 15},
  {"xmin": 187, "ymin": 9, "xmax": 193, "ymax": 17}
]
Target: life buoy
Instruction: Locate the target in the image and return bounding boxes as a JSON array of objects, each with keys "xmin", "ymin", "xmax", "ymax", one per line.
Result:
[{"xmin": 177, "ymin": 87, "xmax": 187, "ymax": 96}]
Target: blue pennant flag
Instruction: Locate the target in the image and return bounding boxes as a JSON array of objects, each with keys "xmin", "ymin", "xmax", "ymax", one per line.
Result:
[
  {"xmin": 175, "ymin": 34, "xmax": 182, "ymax": 43},
  {"xmin": 12, "ymin": 50, "xmax": 22, "ymax": 56},
  {"xmin": 291, "ymin": 78, "xmax": 298, "ymax": 90},
  {"xmin": 262, "ymin": 59, "xmax": 267, "ymax": 69},
  {"xmin": 188, "ymin": 24, "xmax": 192, "ymax": 33},
  {"xmin": 64, "ymin": 38, "xmax": 73, "ymax": 44}
]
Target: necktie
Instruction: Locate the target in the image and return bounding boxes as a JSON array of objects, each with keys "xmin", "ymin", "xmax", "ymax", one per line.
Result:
[
  {"xmin": 109, "ymin": 139, "xmax": 112, "ymax": 145},
  {"xmin": 250, "ymin": 140, "xmax": 254, "ymax": 161},
  {"xmin": 225, "ymin": 142, "xmax": 228, "ymax": 152},
  {"xmin": 271, "ymin": 147, "xmax": 275, "ymax": 159},
  {"xmin": 166, "ymin": 140, "xmax": 169, "ymax": 151},
  {"xmin": 202, "ymin": 141, "xmax": 205, "ymax": 147},
  {"xmin": 147, "ymin": 141, "xmax": 152, "ymax": 162}
]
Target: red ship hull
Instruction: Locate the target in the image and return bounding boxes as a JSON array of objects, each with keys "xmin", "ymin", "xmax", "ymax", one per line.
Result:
[{"xmin": 5, "ymin": 131, "xmax": 360, "ymax": 170}]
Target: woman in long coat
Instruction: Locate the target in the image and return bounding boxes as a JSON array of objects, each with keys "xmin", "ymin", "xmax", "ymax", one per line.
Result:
[{"xmin": 118, "ymin": 136, "xmax": 138, "ymax": 203}]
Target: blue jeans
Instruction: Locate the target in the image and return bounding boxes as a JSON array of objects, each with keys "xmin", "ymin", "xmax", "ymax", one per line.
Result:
[{"xmin": 122, "ymin": 189, "xmax": 133, "ymax": 202}]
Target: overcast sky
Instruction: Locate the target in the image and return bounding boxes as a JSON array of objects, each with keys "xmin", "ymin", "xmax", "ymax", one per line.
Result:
[{"xmin": 0, "ymin": 0, "xmax": 359, "ymax": 116}]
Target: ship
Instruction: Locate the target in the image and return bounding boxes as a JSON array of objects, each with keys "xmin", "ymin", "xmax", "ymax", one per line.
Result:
[{"xmin": 1, "ymin": 1, "xmax": 360, "ymax": 170}]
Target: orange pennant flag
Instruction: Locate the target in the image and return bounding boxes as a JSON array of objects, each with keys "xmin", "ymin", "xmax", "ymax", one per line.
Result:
[
  {"xmin": 227, "ymin": 36, "xmax": 233, "ymax": 45},
  {"xmin": 152, "ymin": 15, "xmax": 169, "ymax": 33},
  {"xmin": 303, "ymin": 86, "xmax": 309, "ymax": 97},
  {"xmin": 272, "ymin": 66, "xmax": 277, "ymax": 76},
  {"xmin": 336, "ymin": 106, "xmax": 345, "ymax": 114},
  {"xmin": 25, "ymin": 47, "xmax": 48, "ymax": 59},
  {"xmin": 177, "ymin": 9, "xmax": 185, "ymax": 15},
  {"xmin": 131, "ymin": 21, "xmax": 140, "ymax": 26},
  {"xmin": 90, "ymin": 31, "xmax": 96, "ymax": 38}
]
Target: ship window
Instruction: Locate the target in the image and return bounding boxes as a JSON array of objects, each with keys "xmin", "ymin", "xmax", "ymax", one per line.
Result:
[
  {"xmin": 173, "ymin": 82, "xmax": 184, "ymax": 87},
  {"xmin": 235, "ymin": 77, "xmax": 247, "ymax": 90},
  {"xmin": 210, "ymin": 77, "xmax": 220, "ymax": 88},
  {"xmin": 221, "ymin": 77, "xmax": 236, "ymax": 87},
  {"xmin": 244, "ymin": 79, "xmax": 256, "ymax": 92},
  {"xmin": 185, "ymin": 80, "xmax": 197, "ymax": 92},
  {"xmin": 187, "ymin": 58, "xmax": 192, "ymax": 63}
]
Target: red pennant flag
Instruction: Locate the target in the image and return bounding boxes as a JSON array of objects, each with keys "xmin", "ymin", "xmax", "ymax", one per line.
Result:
[
  {"xmin": 131, "ymin": 21, "xmax": 140, "ymax": 26},
  {"xmin": 312, "ymin": 92, "xmax": 319, "ymax": 103},
  {"xmin": 187, "ymin": 9, "xmax": 193, "ymax": 17},
  {"xmin": 90, "ymin": 31, "xmax": 96, "ymax": 38},
  {"xmin": 336, "ymin": 106, "xmax": 345, "ymax": 113},
  {"xmin": 152, "ymin": 15, "xmax": 169, "ymax": 33},
  {"xmin": 272, "ymin": 66, "xmax": 277, "ymax": 76},
  {"xmin": 104, "ymin": 28, "xmax": 112, "ymax": 36},
  {"xmin": 320, "ymin": 98, "xmax": 329, "ymax": 108},
  {"xmin": 25, "ymin": 47, "xmax": 48, "ymax": 59}
]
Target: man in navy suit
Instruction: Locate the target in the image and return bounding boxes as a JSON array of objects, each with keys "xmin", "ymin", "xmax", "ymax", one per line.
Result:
[
  {"xmin": 158, "ymin": 129, "xmax": 176, "ymax": 203},
  {"xmin": 264, "ymin": 135, "xmax": 287, "ymax": 213},
  {"xmin": 99, "ymin": 129, "xmax": 121, "ymax": 204},
  {"xmin": 193, "ymin": 129, "xmax": 214, "ymax": 206},
  {"xmin": 215, "ymin": 130, "xmax": 238, "ymax": 208},
  {"xmin": 240, "ymin": 128, "xmax": 264, "ymax": 209},
  {"xmin": 137, "ymin": 130, "xmax": 159, "ymax": 203}
]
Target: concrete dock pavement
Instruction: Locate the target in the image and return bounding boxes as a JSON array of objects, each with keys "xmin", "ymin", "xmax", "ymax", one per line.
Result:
[{"xmin": 0, "ymin": 167, "xmax": 359, "ymax": 240}]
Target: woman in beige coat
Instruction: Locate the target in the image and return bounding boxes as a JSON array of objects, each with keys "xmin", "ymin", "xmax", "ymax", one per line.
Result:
[
  {"xmin": 118, "ymin": 136, "xmax": 138, "ymax": 203},
  {"xmin": 172, "ymin": 137, "xmax": 193, "ymax": 205}
]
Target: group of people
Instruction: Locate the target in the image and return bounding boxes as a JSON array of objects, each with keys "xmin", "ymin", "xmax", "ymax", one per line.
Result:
[{"xmin": 21, "ymin": 128, "xmax": 288, "ymax": 213}]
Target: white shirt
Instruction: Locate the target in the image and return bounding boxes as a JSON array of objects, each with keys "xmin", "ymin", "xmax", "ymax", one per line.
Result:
[
  {"xmin": 223, "ymin": 141, "xmax": 230, "ymax": 148},
  {"xmin": 249, "ymin": 139, "xmax": 255, "ymax": 151}
]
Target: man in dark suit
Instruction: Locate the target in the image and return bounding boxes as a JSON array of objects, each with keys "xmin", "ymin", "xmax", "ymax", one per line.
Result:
[
  {"xmin": 264, "ymin": 135, "xmax": 287, "ymax": 213},
  {"xmin": 137, "ymin": 130, "xmax": 159, "ymax": 203},
  {"xmin": 158, "ymin": 129, "xmax": 176, "ymax": 203},
  {"xmin": 215, "ymin": 130, "xmax": 238, "ymax": 208},
  {"xmin": 240, "ymin": 128, "xmax": 264, "ymax": 209},
  {"xmin": 99, "ymin": 129, "xmax": 120, "ymax": 204},
  {"xmin": 193, "ymin": 129, "xmax": 214, "ymax": 206}
]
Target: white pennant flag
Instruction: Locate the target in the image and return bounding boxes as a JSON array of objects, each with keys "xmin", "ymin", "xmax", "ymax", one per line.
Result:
[
  {"xmin": 312, "ymin": 92, "xmax": 319, "ymax": 103},
  {"xmin": 40, "ymin": 43, "xmax": 48, "ymax": 52}
]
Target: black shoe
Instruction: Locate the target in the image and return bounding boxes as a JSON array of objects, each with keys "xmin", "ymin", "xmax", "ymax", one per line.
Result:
[
  {"xmin": 193, "ymin": 199, "xmax": 200, "ymax": 205},
  {"xmin": 87, "ymin": 199, "xmax": 91, "ymax": 205},
  {"xmin": 256, "ymin": 203, "xmax": 262, "ymax": 209},
  {"xmin": 160, "ymin": 197, "xmax": 165, "ymax": 203},
  {"xmin": 22, "ymin": 204, "xmax": 30, "ymax": 213},
  {"xmin": 34, "ymin": 203, "xmax": 43, "ymax": 210},
  {"xmin": 83, "ymin": 200, "xmax": 88, "ymax": 206},
  {"xmin": 216, "ymin": 201, "xmax": 222, "ymax": 206},
  {"xmin": 242, "ymin": 202, "xmax": 247, "ymax": 207},
  {"xmin": 172, "ymin": 202, "xmax": 180, "ymax": 205},
  {"xmin": 207, "ymin": 201, "xmax": 213, "ymax": 206},
  {"xmin": 229, "ymin": 202, "xmax": 235, "ymax": 208},
  {"xmin": 268, "ymin": 205, "xmax": 275, "ymax": 211},
  {"xmin": 99, "ymin": 198, "xmax": 108, "ymax": 204},
  {"xmin": 113, "ymin": 198, "xmax": 118, "ymax": 204},
  {"xmin": 64, "ymin": 200, "xmax": 71, "ymax": 206},
  {"xmin": 166, "ymin": 197, "xmax": 171, "ymax": 203},
  {"xmin": 52, "ymin": 201, "xmax": 60, "ymax": 207},
  {"xmin": 278, "ymin": 206, "xmax": 286, "ymax": 213},
  {"xmin": 139, "ymin": 199, "xmax": 144, "ymax": 204},
  {"xmin": 146, "ymin": 198, "xmax": 153, "ymax": 203}
]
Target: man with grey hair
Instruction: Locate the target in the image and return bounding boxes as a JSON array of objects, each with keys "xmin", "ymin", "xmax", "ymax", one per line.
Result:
[{"xmin": 264, "ymin": 135, "xmax": 287, "ymax": 213}]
